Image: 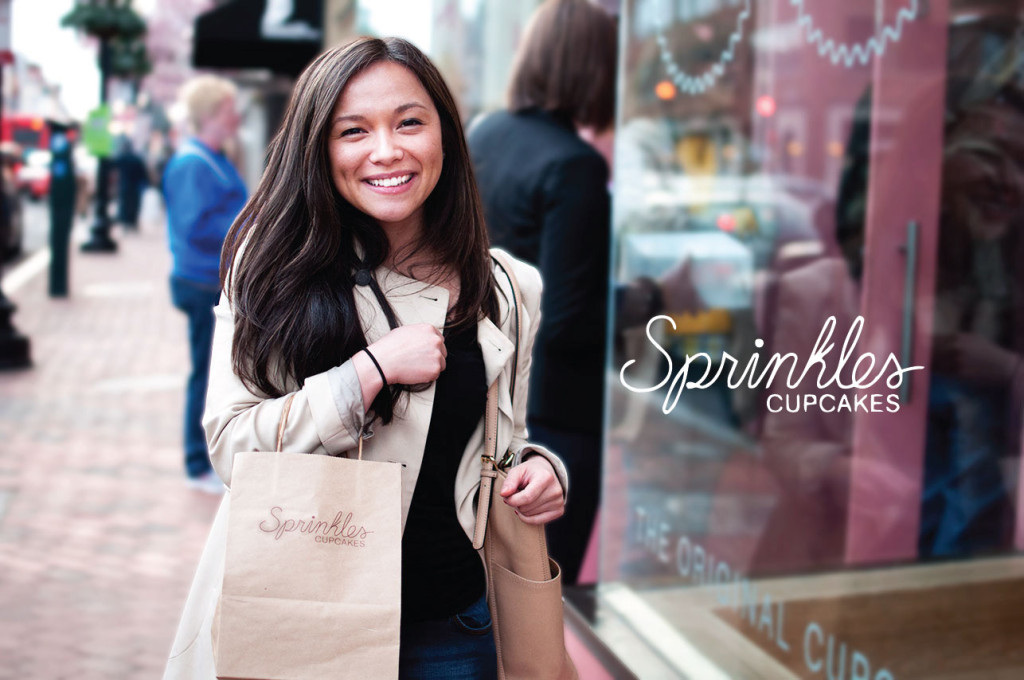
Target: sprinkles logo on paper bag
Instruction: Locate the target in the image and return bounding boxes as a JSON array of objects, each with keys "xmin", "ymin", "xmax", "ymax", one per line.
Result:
[{"xmin": 258, "ymin": 506, "xmax": 374, "ymax": 548}]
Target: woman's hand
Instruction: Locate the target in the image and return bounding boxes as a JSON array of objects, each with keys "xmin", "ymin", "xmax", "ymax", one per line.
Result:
[
  {"xmin": 500, "ymin": 456, "xmax": 565, "ymax": 525},
  {"xmin": 352, "ymin": 324, "xmax": 447, "ymax": 407},
  {"xmin": 369, "ymin": 324, "xmax": 448, "ymax": 385}
]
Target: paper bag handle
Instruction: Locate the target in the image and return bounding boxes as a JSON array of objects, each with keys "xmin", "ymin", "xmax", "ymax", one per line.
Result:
[
  {"xmin": 275, "ymin": 391, "xmax": 365, "ymax": 461},
  {"xmin": 275, "ymin": 393, "xmax": 297, "ymax": 453}
]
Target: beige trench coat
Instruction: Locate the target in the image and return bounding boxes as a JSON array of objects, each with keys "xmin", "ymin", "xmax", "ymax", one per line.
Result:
[{"xmin": 164, "ymin": 248, "xmax": 568, "ymax": 679}]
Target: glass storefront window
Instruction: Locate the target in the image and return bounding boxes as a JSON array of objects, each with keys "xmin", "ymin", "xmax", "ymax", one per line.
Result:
[
  {"xmin": 353, "ymin": 0, "xmax": 542, "ymax": 122},
  {"xmin": 592, "ymin": 0, "xmax": 1024, "ymax": 677}
]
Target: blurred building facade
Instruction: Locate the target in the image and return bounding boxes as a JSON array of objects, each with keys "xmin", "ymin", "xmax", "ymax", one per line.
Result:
[
  {"xmin": 324, "ymin": 0, "xmax": 543, "ymax": 122},
  {"xmin": 139, "ymin": 0, "xmax": 214, "ymax": 110},
  {"xmin": 2, "ymin": 57, "xmax": 72, "ymax": 123}
]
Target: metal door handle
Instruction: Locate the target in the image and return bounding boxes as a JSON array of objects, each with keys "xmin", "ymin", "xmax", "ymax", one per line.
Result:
[{"xmin": 899, "ymin": 221, "xmax": 918, "ymax": 403}]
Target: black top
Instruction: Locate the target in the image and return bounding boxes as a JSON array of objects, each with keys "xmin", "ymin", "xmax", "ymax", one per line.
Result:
[
  {"xmin": 468, "ymin": 107, "xmax": 609, "ymax": 436},
  {"xmin": 401, "ymin": 322, "xmax": 487, "ymax": 621}
]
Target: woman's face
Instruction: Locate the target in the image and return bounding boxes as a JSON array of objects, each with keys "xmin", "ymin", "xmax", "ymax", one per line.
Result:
[{"xmin": 328, "ymin": 61, "xmax": 444, "ymax": 238}]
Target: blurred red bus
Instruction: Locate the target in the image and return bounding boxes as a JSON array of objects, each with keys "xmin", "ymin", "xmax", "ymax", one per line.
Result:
[{"xmin": 2, "ymin": 115, "xmax": 52, "ymax": 199}]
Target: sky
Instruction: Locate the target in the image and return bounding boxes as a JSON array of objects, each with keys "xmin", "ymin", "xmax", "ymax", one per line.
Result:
[
  {"xmin": 11, "ymin": 0, "xmax": 101, "ymax": 120},
  {"xmin": 361, "ymin": 0, "xmax": 433, "ymax": 52}
]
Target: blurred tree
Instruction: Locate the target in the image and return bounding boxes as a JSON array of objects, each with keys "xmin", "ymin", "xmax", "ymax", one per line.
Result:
[
  {"xmin": 60, "ymin": 0, "xmax": 148, "ymax": 253},
  {"xmin": 110, "ymin": 36, "xmax": 152, "ymax": 101},
  {"xmin": 60, "ymin": 0, "xmax": 146, "ymax": 41},
  {"xmin": 109, "ymin": 36, "xmax": 151, "ymax": 79}
]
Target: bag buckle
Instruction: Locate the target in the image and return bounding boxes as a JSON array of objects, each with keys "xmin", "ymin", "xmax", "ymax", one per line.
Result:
[{"xmin": 497, "ymin": 450, "xmax": 516, "ymax": 471}]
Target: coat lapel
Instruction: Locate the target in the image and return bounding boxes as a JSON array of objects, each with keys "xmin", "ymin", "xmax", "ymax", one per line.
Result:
[
  {"xmin": 484, "ymin": 259, "xmax": 519, "ymax": 423},
  {"xmin": 478, "ymin": 316, "xmax": 515, "ymax": 423},
  {"xmin": 351, "ymin": 269, "xmax": 448, "ymax": 530},
  {"xmin": 477, "ymin": 317, "xmax": 514, "ymax": 391}
]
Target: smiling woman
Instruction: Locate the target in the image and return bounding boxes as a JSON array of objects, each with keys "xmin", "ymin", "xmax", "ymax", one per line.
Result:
[{"xmin": 166, "ymin": 37, "xmax": 573, "ymax": 680}]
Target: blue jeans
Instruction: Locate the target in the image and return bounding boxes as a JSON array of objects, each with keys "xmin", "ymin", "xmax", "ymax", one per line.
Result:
[
  {"xmin": 399, "ymin": 591, "xmax": 497, "ymax": 680},
  {"xmin": 170, "ymin": 275, "xmax": 220, "ymax": 478}
]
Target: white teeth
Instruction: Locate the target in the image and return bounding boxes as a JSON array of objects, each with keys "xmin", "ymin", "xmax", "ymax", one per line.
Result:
[{"xmin": 367, "ymin": 175, "xmax": 412, "ymax": 188}]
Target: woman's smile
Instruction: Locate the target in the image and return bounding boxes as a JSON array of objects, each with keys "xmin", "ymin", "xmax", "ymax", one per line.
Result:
[{"xmin": 363, "ymin": 170, "xmax": 417, "ymax": 193}]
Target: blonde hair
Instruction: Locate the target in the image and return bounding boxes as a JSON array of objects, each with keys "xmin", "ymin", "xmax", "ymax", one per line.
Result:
[{"xmin": 179, "ymin": 75, "xmax": 238, "ymax": 133}]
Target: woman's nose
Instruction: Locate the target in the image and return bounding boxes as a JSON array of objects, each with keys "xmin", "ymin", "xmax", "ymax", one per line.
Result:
[{"xmin": 369, "ymin": 132, "xmax": 403, "ymax": 164}]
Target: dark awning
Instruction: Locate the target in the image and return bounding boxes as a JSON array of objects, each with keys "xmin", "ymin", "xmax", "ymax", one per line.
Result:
[{"xmin": 193, "ymin": 0, "xmax": 323, "ymax": 77}]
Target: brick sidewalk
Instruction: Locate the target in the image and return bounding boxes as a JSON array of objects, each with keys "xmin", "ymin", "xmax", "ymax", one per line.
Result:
[{"xmin": 0, "ymin": 223, "xmax": 220, "ymax": 679}]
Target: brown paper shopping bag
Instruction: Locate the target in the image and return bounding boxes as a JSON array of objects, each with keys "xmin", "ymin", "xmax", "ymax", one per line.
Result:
[{"xmin": 213, "ymin": 411, "xmax": 402, "ymax": 680}]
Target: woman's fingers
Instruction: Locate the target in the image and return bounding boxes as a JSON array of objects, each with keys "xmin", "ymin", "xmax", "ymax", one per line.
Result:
[
  {"xmin": 516, "ymin": 497, "xmax": 563, "ymax": 517},
  {"xmin": 506, "ymin": 481, "xmax": 562, "ymax": 513},
  {"xmin": 515, "ymin": 508, "xmax": 565, "ymax": 526}
]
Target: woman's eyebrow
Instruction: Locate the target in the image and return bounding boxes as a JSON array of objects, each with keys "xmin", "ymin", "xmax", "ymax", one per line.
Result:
[
  {"xmin": 333, "ymin": 102, "xmax": 428, "ymax": 124},
  {"xmin": 395, "ymin": 102, "xmax": 428, "ymax": 114}
]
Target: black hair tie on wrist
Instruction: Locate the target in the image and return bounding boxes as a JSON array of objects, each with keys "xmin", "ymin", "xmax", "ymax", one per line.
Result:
[{"xmin": 361, "ymin": 347, "xmax": 388, "ymax": 388}]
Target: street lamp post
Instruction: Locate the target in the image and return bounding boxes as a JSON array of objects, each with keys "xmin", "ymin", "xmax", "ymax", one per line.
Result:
[
  {"xmin": 60, "ymin": 0, "xmax": 147, "ymax": 254},
  {"xmin": 80, "ymin": 35, "xmax": 116, "ymax": 253}
]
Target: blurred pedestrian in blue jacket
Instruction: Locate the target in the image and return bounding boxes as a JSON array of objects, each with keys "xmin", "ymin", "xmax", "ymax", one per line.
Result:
[
  {"xmin": 468, "ymin": 0, "xmax": 617, "ymax": 584},
  {"xmin": 163, "ymin": 75, "xmax": 246, "ymax": 492}
]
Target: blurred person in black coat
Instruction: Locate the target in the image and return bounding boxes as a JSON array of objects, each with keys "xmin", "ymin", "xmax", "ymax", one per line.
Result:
[
  {"xmin": 115, "ymin": 136, "xmax": 149, "ymax": 230},
  {"xmin": 468, "ymin": 0, "xmax": 617, "ymax": 584}
]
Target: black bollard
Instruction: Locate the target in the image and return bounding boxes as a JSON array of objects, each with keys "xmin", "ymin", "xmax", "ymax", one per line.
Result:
[
  {"xmin": 0, "ymin": 183, "xmax": 31, "ymax": 368},
  {"xmin": 0, "ymin": 60, "xmax": 30, "ymax": 370},
  {"xmin": 0, "ymin": 288, "xmax": 31, "ymax": 370},
  {"xmin": 48, "ymin": 122, "xmax": 76, "ymax": 298}
]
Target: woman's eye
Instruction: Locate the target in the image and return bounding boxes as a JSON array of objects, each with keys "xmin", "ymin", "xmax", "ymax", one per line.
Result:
[
  {"xmin": 399, "ymin": 119, "xmax": 423, "ymax": 128},
  {"xmin": 339, "ymin": 127, "xmax": 365, "ymax": 137}
]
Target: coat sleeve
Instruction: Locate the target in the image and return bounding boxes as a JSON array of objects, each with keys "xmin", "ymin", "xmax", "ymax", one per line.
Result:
[
  {"xmin": 202, "ymin": 292, "xmax": 365, "ymax": 487},
  {"xmin": 501, "ymin": 257, "xmax": 570, "ymax": 500}
]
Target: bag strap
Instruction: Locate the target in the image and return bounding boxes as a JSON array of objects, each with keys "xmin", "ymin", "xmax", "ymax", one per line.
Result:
[
  {"xmin": 473, "ymin": 381, "xmax": 500, "ymax": 550},
  {"xmin": 490, "ymin": 251, "xmax": 522, "ymax": 404},
  {"xmin": 472, "ymin": 252, "xmax": 523, "ymax": 550}
]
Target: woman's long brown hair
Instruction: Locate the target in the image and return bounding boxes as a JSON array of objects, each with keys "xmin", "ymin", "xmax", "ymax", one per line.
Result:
[{"xmin": 221, "ymin": 37, "xmax": 499, "ymax": 424}]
